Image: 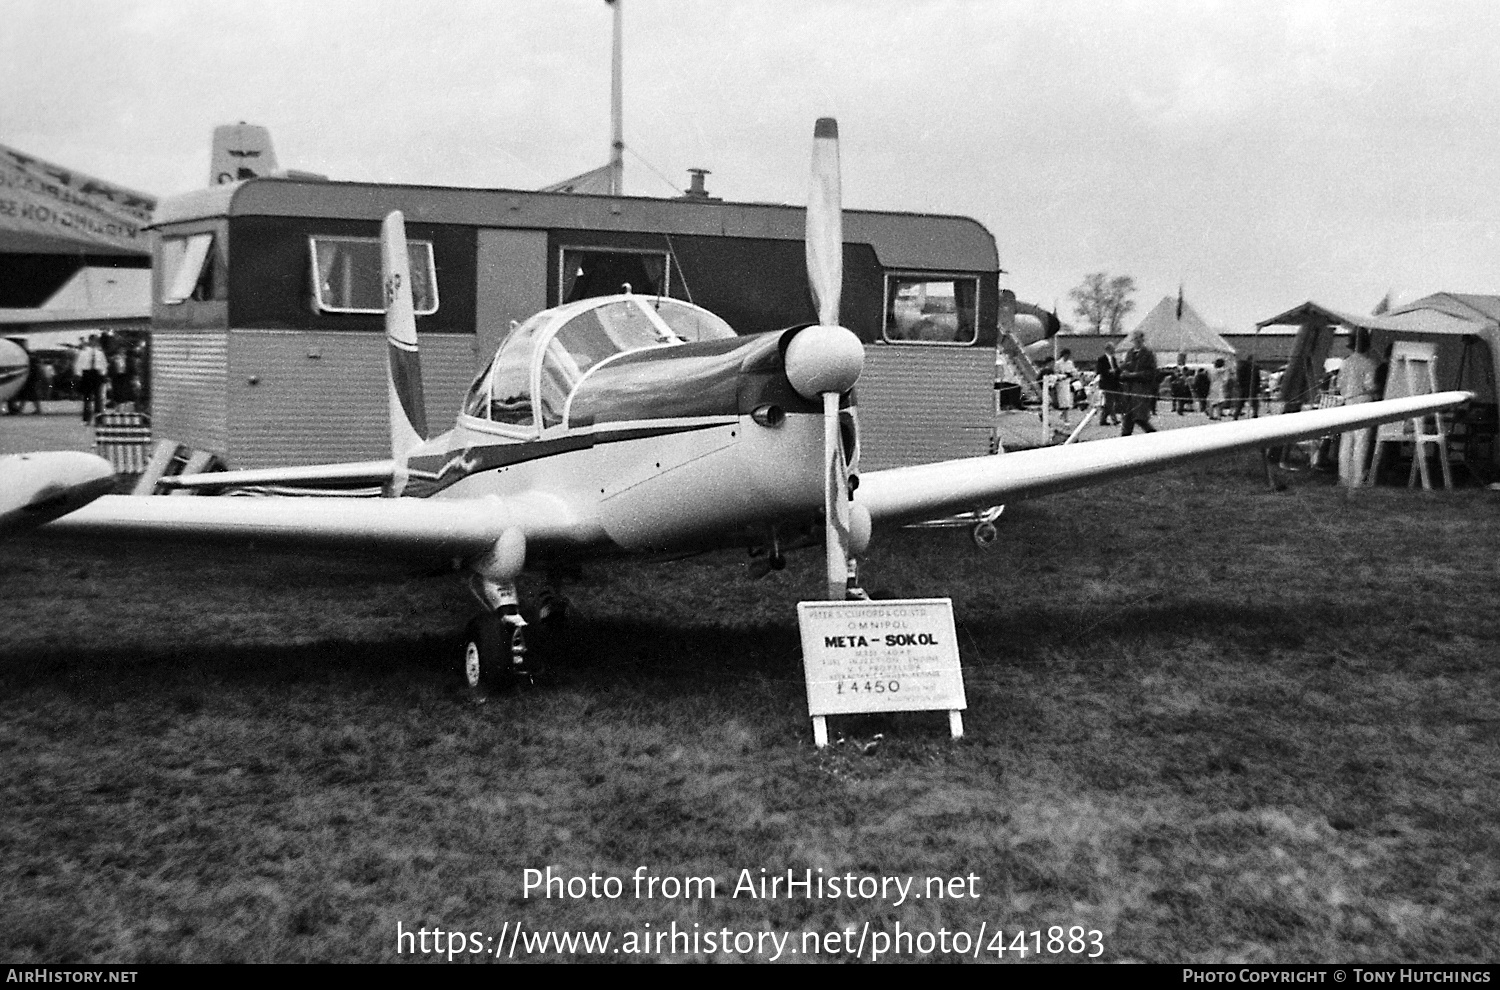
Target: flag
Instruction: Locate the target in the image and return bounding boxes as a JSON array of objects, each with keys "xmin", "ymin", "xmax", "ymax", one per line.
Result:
[
  {"xmin": 1373, "ymin": 291, "xmax": 1391, "ymax": 316},
  {"xmin": 1044, "ymin": 307, "xmax": 1062, "ymax": 338},
  {"xmin": 1175, "ymin": 283, "xmax": 1184, "ymax": 321}
]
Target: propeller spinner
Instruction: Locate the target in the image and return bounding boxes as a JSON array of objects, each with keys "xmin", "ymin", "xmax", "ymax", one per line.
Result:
[{"xmin": 783, "ymin": 118, "xmax": 869, "ymax": 600}]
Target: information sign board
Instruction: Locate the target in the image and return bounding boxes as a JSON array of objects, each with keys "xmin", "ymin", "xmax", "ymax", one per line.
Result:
[{"xmin": 797, "ymin": 598, "xmax": 967, "ymax": 746}]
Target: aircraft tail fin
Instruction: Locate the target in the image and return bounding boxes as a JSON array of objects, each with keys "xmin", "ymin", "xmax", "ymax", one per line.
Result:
[
  {"xmin": 381, "ymin": 211, "xmax": 429, "ymax": 464},
  {"xmin": 210, "ymin": 123, "xmax": 279, "ymax": 186}
]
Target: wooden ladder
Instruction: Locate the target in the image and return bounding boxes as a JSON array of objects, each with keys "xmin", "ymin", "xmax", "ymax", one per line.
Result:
[{"xmin": 1372, "ymin": 353, "xmax": 1453, "ymax": 490}]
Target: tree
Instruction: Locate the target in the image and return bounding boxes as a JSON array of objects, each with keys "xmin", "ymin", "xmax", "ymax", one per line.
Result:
[{"xmin": 1068, "ymin": 272, "xmax": 1137, "ymax": 334}]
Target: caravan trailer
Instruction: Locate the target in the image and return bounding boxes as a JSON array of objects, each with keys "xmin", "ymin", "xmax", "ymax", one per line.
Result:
[{"xmin": 146, "ymin": 179, "xmax": 1003, "ymax": 471}]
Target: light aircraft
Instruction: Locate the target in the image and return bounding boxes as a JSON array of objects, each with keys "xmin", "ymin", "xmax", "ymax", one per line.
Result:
[
  {"xmin": 0, "ymin": 451, "xmax": 114, "ymax": 538},
  {"xmin": 42, "ymin": 119, "xmax": 1471, "ymax": 695}
]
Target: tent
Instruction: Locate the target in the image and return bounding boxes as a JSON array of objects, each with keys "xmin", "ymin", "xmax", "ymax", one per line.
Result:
[
  {"xmin": 1128, "ymin": 296, "xmax": 1236, "ymax": 366},
  {"xmin": 1261, "ymin": 296, "xmax": 1499, "ymax": 475},
  {"xmin": 1262, "ymin": 298, "xmax": 1497, "ymax": 406}
]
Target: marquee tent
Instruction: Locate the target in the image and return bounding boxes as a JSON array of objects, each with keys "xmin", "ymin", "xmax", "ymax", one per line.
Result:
[{"xmin": 1129, "ymin": 296, "xmax": 1236, "ymax": 365}]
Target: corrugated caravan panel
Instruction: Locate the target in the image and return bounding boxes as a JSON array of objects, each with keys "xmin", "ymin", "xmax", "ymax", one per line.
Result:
[
  {"xmin": 856, "ymin": 346, "xmax": 994, "ymax": 471},
  {"xmin": 227, "ymin": 330, "xmax": 474, "ymax": 468},
  {"xmin": 150, "ymin": 330, "xmax": 228, "ymax": 455}
]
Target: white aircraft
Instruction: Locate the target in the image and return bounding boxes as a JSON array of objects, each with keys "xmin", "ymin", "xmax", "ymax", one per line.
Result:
[
  {"xmin": 0, "ymin": 338, "xmax": 30, "ymax": 405},
  {"xmin": 0, "ymin": 451, "xmax": 114, "ymax": 537},
  {"xmin": 44, "ymin": 120, "xmax": 1471, "ymax": 694}
]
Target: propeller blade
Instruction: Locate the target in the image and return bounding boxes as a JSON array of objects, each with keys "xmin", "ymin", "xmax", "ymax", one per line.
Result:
[
  {"xmin": 799, "ymin": 118, "xmax": 859, "ymax": 599},
  {"xmin": 806, "ymin": 117, "xmax": 842, "ymax": 327}
]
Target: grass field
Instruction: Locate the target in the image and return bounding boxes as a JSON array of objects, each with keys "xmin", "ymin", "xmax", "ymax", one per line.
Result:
[{"xmin": 2, "ymin": 455, "xmax": 1497, "ymax": 963}]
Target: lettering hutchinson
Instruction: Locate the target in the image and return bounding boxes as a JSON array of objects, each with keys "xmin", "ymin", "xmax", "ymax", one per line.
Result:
[{"xmin": 523, "ymin": 867, "xmax": 980, "ymax": 906}]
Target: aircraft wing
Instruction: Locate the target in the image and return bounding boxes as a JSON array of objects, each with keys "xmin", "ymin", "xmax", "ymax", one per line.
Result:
[
  {"xmin": 857, "ymin": 391, "xmax": 1474, "ymax": 526},
  {"xmin": 157, "ymin": 459, "xmax": 396, "ymax": 490},
  {"xmin": 42, "ymin": 490, "xmax": 599, "ymax": 561}
]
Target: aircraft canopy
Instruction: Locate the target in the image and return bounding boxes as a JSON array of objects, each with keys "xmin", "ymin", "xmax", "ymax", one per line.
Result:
[{"xmin": 462, "ymin": 294, "xmax": 738, "ymax": 431}]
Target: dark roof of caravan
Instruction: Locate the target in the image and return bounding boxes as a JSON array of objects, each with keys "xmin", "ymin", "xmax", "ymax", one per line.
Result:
[{"xmin": 153, "ymin": 178, "xmax": 999, "ymax": 273}]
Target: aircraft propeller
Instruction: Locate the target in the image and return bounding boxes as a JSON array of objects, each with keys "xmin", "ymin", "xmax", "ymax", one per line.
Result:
[{"xmin": 782, "ymin": 118, "xmax": 869, "ymax": 600}]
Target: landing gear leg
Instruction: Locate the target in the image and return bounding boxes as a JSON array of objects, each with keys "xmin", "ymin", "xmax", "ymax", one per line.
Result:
[{"xmin": 844, "ymin": 555, "xmax": 869, "ymax": 601}]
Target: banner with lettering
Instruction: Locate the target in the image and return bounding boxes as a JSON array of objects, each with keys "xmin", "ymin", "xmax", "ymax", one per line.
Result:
[{"xmin": 0, "ymin": 143, "xmax": 156, "ymax": 255}]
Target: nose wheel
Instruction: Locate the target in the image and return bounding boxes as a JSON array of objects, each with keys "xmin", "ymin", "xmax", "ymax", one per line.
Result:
[{"xmin": 461, "ymin": 610, "xmax": 531, "ymax": 699}]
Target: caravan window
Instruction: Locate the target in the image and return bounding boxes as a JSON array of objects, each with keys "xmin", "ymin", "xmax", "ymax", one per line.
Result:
[
  {"xmin": 161, "ymin": 233, "xmax": 216, "ymax": 304},
  {"xmin": 559, "ymin": 247, "xmax": 669, "ymax": 302},
  {"xmin": 309, "ymin": 235, "xmax": 439, "ymax": 315},
  {"xmin": 882, "ymin": 275, "xmax": 978, "ymax": 345}
]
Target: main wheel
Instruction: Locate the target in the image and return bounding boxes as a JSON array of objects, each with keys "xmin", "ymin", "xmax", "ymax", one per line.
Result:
[{"xmin": 461, "ymin": 614, "xmax": 513, "ymax": 698}]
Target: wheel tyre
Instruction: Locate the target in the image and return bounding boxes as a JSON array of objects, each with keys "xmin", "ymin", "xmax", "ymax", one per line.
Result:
[
  {"xmin": 461, "ymin": 614, "xmax": 512, "ymax": 699},
  {"xmin": 508, "ymin": 619, "xmax": 539, "ymax": 687},
  {"xmin": 536, "ymin": 590, "xmax": 569, "ymax": 632},
  {"xmin": 972, "ymin": 520, "xmax": 999, "ymax": 548}
]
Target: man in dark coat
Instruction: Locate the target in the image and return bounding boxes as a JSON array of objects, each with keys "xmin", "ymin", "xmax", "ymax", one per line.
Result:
[
  {"xmin": 1095, "ymin": 344, "xmax": 1121, "ymax": 425},
  {"xmin": 1193, "ymin": 366, "xmax": 1211, "ymax": 413},
  {"xmin": 1118, "ymin": 329, "xmax": 1158, "ymax": 435},
  {"xmin": 1233, "ymin": 357, "xmax": 1261, "ymax": 419}
]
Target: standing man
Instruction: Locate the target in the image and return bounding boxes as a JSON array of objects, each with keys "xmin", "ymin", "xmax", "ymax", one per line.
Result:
[
  {"xmin": 1208, "ymin": 358, "xmax": 1229, "ymax": 419},
  {"xmin": 1118, "ymin": 329, "xmax": 1159, "ymax": 436},
  {"xmin": 1054, "ymin": 348, "xmax": 1078, "ymax": 426},
  {"xmin": 1234, "ymin": 356, "xmax": 1262, "ymax": 419},
  {"xmin": 1338, "ymin": 328, "xmax": 1381, "ymax": 487},
  {"xmin": 73, "ymin": 335, "xmax": 106, "ymax": 423},
  {"xmin": 23, "ymin": 349, "xmax": 47, "ymax": 414},
  {"xmin": 1096, "ymin": 343, "xmax": 1121, "ymax": 425},
  {"xmin": 1193, "ymin": 365, "xmax": 1211, "ymax": 414}
]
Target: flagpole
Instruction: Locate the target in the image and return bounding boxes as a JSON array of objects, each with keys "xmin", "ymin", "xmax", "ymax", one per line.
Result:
[{"xmin": 609, "ymin": 0, "xmax": 624, "ymax": 196}]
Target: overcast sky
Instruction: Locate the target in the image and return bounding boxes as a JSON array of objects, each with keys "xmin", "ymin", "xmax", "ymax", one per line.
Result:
[{"xmin": 5, "ymin": 0, "xmax": 1496, "ymax": 330}]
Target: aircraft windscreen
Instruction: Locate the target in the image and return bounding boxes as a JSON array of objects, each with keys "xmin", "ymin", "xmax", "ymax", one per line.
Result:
[
  {"xmin": 645, "ymin": 298, "xmax": 737, "ymax": 342},
  {"xmin": 539, "ymin": 301, "xmax": 667, "ymax": 428},
  {"xmin": 552, "ymin": 300, "xmax": 669, "ymax": 369}
]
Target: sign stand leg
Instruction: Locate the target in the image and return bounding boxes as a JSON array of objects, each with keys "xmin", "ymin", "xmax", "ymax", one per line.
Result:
[
  {"xmin": 813, "ymin": 716, "xmax": 829, "ymax": 749},
  {"xmin": 948, "ymin": 710, "xmax": 964, "ymax": 740}
]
